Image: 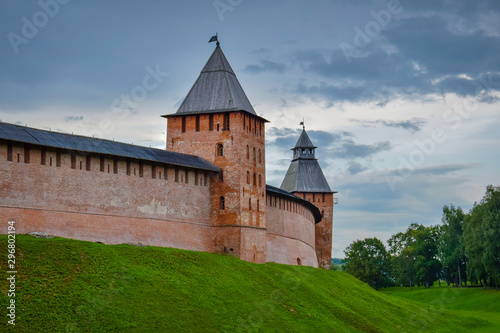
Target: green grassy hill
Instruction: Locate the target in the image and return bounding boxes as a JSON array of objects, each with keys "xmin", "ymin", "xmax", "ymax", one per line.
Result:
[
  {"xmin": 381, "ymin": 286, "xmax": 500, "ymax": 333},
  {"xmin": 0, "ymin": 235, "xmax": 495, "ymax": 332}
]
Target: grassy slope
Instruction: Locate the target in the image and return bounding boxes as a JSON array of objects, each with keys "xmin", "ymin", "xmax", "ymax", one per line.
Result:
[
  {"xmin": 0, "ymin": 236, "xmax": 491, "ymax": 332},
  {"xmin": 381, "ymin": 286, "xmax": 500, "ymax": 333}
]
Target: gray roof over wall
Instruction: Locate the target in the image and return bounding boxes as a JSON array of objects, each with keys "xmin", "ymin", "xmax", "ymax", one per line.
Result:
[
  {"xmin": 266, "ymin": 185, "xmax": 322, "ymax": 223},
  {"xmin": 166, "ymin": 45, "xmax": 258, "ymax": 117},
  {"xmin": 0, "ymin": 122, "xmax": 220, "ymax": 172}
]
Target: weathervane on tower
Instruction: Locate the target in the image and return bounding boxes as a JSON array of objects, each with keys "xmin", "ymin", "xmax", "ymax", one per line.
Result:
[{"xmin": 209, "ymin": 33, "xmax": 220, "ymax": 47}]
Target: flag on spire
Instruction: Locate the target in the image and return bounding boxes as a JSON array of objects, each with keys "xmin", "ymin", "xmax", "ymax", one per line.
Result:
[{"xmin": 209, "ymin": 34, "xmax": 218, "ymax": 43}]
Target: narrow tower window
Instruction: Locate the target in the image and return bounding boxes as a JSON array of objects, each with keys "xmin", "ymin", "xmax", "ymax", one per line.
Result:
[
  {"xmin": 223, "ymin": 113, "xmax": 229, "ymax": 130},
  {"xmin": 247, "ymin": 171, "xmax": 250, "ymax": 184},
  {"xmin": 24, "ymin": 144, "xmax": 30, "ymax": 163},
  {"xmin": 86, "ymin": 155, "xmax": 91, "ymax": 171},
  {"xmin": 246, "ymin": 145, "xmax": 249, "ymax": 159},
  {"xmin": 113, "ymin": 157, "xmax": 118, "ymax": 174},
  {"xmin": 71, "ymin": 155, "xmax": 76, "ymax": 169},
  {"xmin": 100, "ymin": 156, "xmax": 105, "ymax": 172},
  {"xmin": 7, "ymin": 143, "xmax": 13, "ymax": 161},
  {"xmin": 220, "ymin": 196, "xmax": 225, "ymax": 210},
  {"xmin": 209, "ymin": 114, "xmax": 214, "ymax": 131},
  {"xmin": 195, "ymin": 115, "xmax": 200, "ymax": 132},
  {"xmin": 216, "ymin": 143, "xmax": 224, "ymax": 156},
  {"xmin": 249, "ymin": 198, "xmax": 252, "ymax": 210},
  {"xmin": 56, "ymin": 151, "xmax": 61, "ymax": 167},
  {"xmin": 181, "ymin": 116, "xmax": 186, "ymax": 132},
  {"xmin": 258, "ymin": 149, "xmax": 262, "ymax": 163},
  {"xmin": 139, "ymin": 161, "xmax": 144, "ymax": 177},
  {"xmin": 41, "ymin": 148, "xmax": 46, "ymax": 165},
  {"xmin": 152, "ymin": 164, "xmax": 157, "ymax": 179}
]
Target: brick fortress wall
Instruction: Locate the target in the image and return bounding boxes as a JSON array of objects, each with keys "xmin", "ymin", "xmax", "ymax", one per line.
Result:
[
  {"xmin": 0, "ymin": 140, "xmax": 215, "ymax": 252},
  {"xmin": 295, "ymin": 192, "xmax": 334, "ymax": 269},
  {"xmin": 265, "ymin": 191, "xmax": 318, "ymax": 267}
]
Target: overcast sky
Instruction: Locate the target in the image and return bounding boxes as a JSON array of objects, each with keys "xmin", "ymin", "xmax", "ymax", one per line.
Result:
[{"xmin": 1, "ymin": 0, "xmax": 499, "ymax": 258}]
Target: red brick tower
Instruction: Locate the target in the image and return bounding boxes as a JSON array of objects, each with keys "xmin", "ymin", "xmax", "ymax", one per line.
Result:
[
  {"xmin": 280, "ymin": 125, "xmax": 336, "ymax": 269},
  {"xmin": 163, "ymin": 43, "xmax": 268, "ymax": 263}
]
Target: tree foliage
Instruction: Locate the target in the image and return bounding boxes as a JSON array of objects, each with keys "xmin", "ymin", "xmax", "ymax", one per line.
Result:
[
  {"xmin": 388, "ymin": 223, "xmax": 441, "ymax": 288},
  {"xmin": 438, "ymin": 205, "xmax": 467, "ymax": 286},
  {"xmin": 342, "ymin": 185, "xmax": 499, "ymax": 291},
  {"xmin": 344, "ymin": 238, "xmax": 392, "ymax": 290},
  {"xmin": 463, "ymin": 185, "xmax": 500, "ymax": 289}
]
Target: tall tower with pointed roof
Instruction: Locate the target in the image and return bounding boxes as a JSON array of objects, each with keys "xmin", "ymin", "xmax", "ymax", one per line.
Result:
[
  {"xmin": 280, "ymin": 127, "xmax": 335, "ymax": 269},
  {"xmin": 163, "ymin": 43, "xmax": 269, "ymax": 263}
]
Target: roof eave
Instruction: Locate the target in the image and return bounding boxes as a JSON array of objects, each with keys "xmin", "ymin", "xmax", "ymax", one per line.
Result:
[{"xmin": 161, "ymin": 110, "xmax": 270, "ymax": 123}]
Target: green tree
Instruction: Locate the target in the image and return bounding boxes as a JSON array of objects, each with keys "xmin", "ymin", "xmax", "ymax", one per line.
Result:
[
  {"xmin": 464, "ymin": 203, "xmax": 488, "ymax": 286},
  {"xmin": 344, "ymin": 238, "xmax": 392, "ymax": 290},
  {"xmin": 480, "ymin": 185, "xmax": 500, "ymax": 289},
  {"xmin": 388, "ymin": 223, "xmax": 441, "ymax": 289},
  {"xmin": 438, "ymin": 205, "xmax": 467, "ymax": 287}
]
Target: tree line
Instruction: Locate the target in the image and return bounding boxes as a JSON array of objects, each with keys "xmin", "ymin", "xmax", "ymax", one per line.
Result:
[{"xmin": 342, "ymin": 185, "xmax": 500, "ymax": 290}]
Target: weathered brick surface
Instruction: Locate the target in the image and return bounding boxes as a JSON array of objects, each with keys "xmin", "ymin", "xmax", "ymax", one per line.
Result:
[
  {"xmin": 0, "ymin": 141, "xmax": 214, "ymax": 252},
  {"xmin": 294, "ymin": 192, "xmax": 334, "ymax": 269},
  {"xmin": 265, "ymin": 192, "xmax": 318, "ymax": 267}
]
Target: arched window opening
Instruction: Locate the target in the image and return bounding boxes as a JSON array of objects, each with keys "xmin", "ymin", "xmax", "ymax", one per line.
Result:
[
  {"xmin": 258, "ymin": 149, "xmax": 262, "ymax": 163},
  {"xmin": 216, "ymin": 143, "xmax": 224, "ymax": 156},
  {"xmin": 246, "ymin": 145, "xmax": 249, "ymax": 159},
  {"xmin": 247, "ymin": 171, "xmax": 250, "ymax": 184},
  {"xmin": 253, "ymin": 173, "xmax": 256, "ymax": 186},
  {"xmin": 258, "ymin": 174, "xmax": 262, "ymax": 187},
  {"xmin": 253, "ymin": 147, "xmax": 256, "ymax": 161},
  {"xmin": 249, "ymin": 198, "xmax": 252, "ymax": 210}
]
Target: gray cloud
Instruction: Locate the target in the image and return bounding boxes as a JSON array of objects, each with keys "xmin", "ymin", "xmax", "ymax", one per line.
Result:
[
  {"xmin": 410, "ymin": 163, "xmax": 480, "ymax": 176},
  {"xmin": 347, "ymin": 161, "xmax": 368, "ymax": 175},
  {"xmin": 333, "ymin": 140, "xmax": 392, "ymax": 159},
  {"xmin": 268, "ymin": 127, "xmax": 390, "ymax": 160},
  {"xmin": 64, "ymin": 116, "xmax": 84, "ymax": 122},
  {"xmin": 351, "ymin": 118, "xmax": 427, "ymax": 133},
  {"xmin": 293, "ymin": 12, "xmax": 500, "ymax": 104},
  {"xmin": 244, "ymin": 60, "xmax": 286, "ymax": 74}
]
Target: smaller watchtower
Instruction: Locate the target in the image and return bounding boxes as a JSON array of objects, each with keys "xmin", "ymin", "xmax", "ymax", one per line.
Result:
[{"xmin": 280, "ymin": 125, "xmax": 336, "ymax": 269}]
